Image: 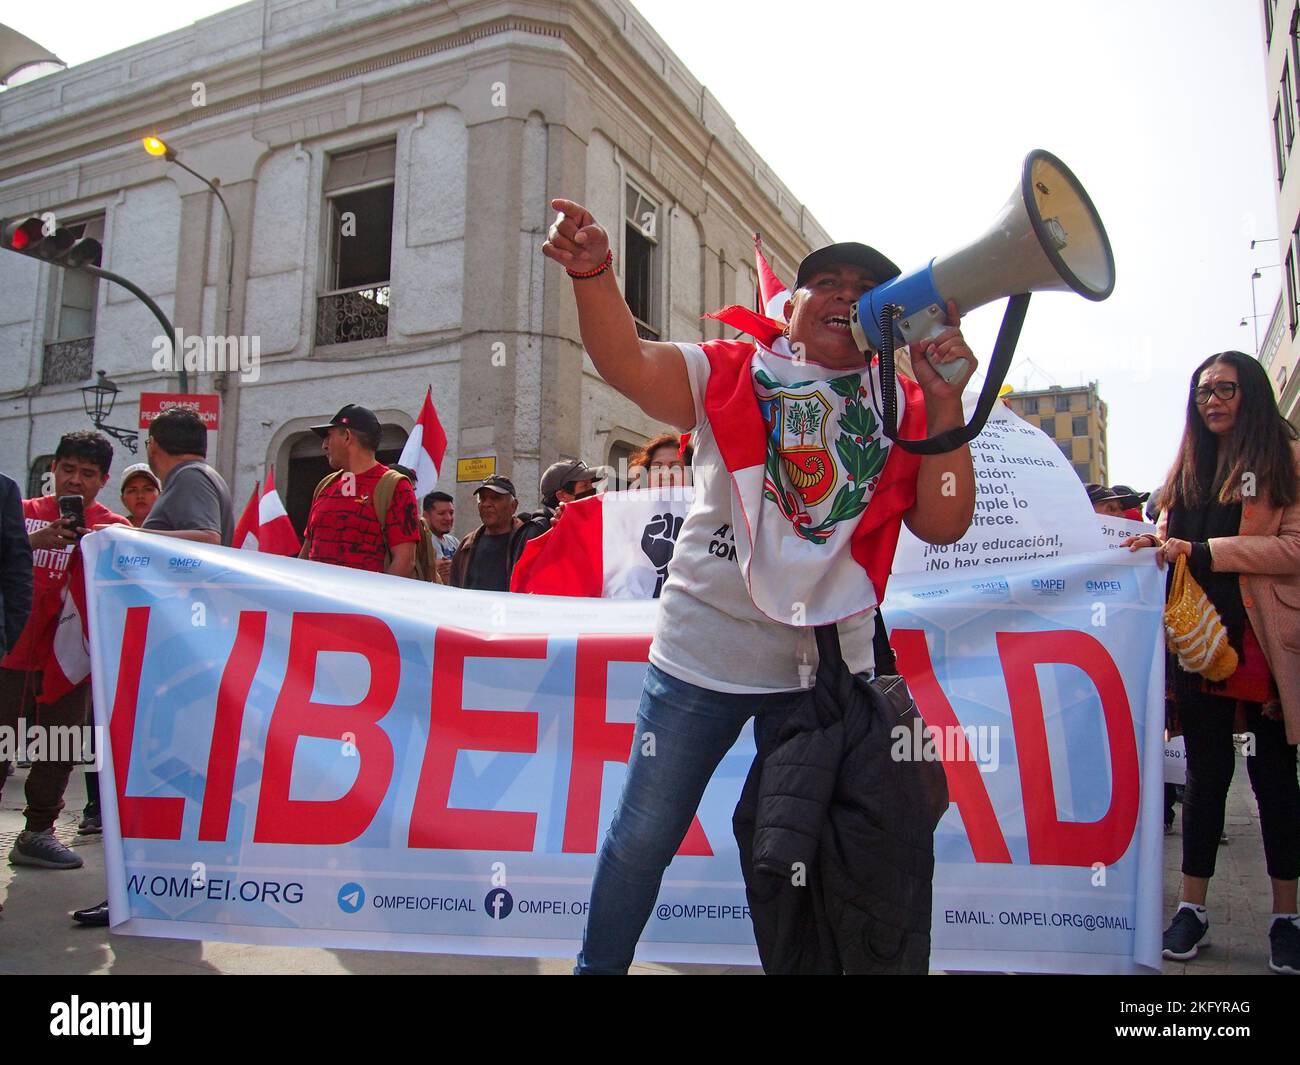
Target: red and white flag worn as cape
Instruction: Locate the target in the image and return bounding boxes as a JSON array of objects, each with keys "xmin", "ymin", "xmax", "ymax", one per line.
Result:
[
  {"xmin": 39, "ymin": 550, "xmax": 90, "ymax": 705},
  {"xmin": 512, "ymin": 488, "xmax": 693, "ymax": 598},
  {"xmin": 700, "ymin": 305, "xmax": 926, "ymax": 624}
]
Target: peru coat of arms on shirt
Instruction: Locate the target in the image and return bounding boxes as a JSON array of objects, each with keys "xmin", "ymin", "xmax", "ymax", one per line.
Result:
[{"xmin": 755, "ymin": 370, "xmax": 891, "ymax": 545}]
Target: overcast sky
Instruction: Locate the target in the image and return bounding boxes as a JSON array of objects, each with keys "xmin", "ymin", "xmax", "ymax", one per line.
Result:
[{"xmin": 5, "ymin": 1, "xmax": 1281, "ymax": 491}]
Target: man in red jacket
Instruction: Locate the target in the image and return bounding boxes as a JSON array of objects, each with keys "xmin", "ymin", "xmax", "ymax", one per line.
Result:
[{"xmin": 0, "ymin": 431, "xmax": 130, "ymax": 870}]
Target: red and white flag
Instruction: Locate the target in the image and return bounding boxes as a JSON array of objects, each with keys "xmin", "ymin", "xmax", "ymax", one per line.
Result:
[
  {"xmin": 754, "ymin": 233, "xmax": 791, "ymax": 322},
  {"xmin": 39, "ymin": 551, "xmax": 89, "ymax": 705},
  {"xmin": 398, "ymin": 387, "xmax": 448, "ymax": 500},
  {"xmin": 233, "ymin": 466, "xmax": 301, "ymax": 556},
  {"xmin": 511, "ymin": 489, "xmax": 694, "ymax": 599}
]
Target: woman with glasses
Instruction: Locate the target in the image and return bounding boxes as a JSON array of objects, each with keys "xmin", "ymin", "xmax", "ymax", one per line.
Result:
[{"xmin": 1125, "ymin": 351, "xmax": 1300, "ymax": 973}]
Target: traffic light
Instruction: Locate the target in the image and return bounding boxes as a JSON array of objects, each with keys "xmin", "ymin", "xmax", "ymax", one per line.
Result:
[{"xmin": 1, "ymin": 216, "xmax": 102, "ymax": 268}]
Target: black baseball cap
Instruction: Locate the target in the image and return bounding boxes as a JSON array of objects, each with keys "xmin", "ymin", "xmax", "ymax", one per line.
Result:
[
  {"xmin": 1109, "ymin": 484, "xmax": 1150, "ymax": 509},
  {"xmin": 310, "ymin": 404, "xmax": 381, "ymax": 439},
  {"xmin": 794, "ymin": 242, "xmax": 901, "ymax": 291},
  {"xmin": 475, "ymin": 474, "xmax": 516, "ymax": 498},
  {"xmin": 1086, "ymin": 483, "xmax": 1122, "ymax": 506},
  {"xmin": 540, "ymin": 459, "xmax": 605, "ymax": 506}
]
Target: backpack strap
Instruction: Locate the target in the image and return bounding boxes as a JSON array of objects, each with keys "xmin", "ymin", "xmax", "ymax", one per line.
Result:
[
  {"xmin": 298, "ymin": 470, "xmax": 345, "ymax": 558},
  {"xmin": 370, "ymin": 470, "xmax": 406, "ymax": 573}
]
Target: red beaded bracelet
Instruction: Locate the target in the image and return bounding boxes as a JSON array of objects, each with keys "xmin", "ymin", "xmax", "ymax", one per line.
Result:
[{"xmin": 567, "ymin": 250, "xmax": 613, "ymax": 279}]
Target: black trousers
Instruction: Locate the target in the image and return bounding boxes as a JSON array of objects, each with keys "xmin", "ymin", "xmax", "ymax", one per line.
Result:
[{"xmin": 1180, "ymin": 691, "xmax": 1300, "ymax": 881}]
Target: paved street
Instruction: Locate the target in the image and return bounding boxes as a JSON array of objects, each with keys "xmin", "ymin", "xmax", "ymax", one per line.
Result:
[{"xmin": 0, "ymin": 755, "xmax": 1282, "ymax": 976}]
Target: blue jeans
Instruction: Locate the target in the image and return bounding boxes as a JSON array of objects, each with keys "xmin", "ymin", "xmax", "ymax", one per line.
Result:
[{"xmin": 575, "ymin": 664, "xmax": 808, "ymax": 974}]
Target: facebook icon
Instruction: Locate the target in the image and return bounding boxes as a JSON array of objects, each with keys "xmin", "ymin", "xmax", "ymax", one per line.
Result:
[{"xmin": 484, "ymin": 888, "xmax": 513, "ymax": 920}]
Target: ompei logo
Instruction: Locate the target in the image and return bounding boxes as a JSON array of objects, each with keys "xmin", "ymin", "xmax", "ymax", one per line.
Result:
[
  {"xmin": 972, "ymin": 577, "xmax": 1010, "ymax": 597},
  {"xmin": 484, "ymin": 888, "xmax": 513, "ymax": 920},
  {"xmin": 338, "ymin": 882, "xmax": 365, "ymax": 913},
  {"xmin": 1085, "ymin": 578, "xmax": 1123, "ymax": 597},
  {"xmin": 1030, "ymin": 577, "xmax": 1066, "ymax": 597}
]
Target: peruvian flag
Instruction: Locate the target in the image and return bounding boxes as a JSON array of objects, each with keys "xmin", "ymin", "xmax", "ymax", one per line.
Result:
[
  {"xmin": 39, "ymin": 551, "xmax": 89, "ymax": 705},
  {"xmin": 233, "ymin": 466, "xmax": 300, "ymax": 555},
  {"xmin": 511, "ymin": 488, "xmax": 694, "ymax": 598},
  {"xmin": 754, "ymin": 233, "xmax": 791, "ymax": 322},
  {"xmin": 398, "ymin": 386, "xmax": 448, "ymax": 500}
]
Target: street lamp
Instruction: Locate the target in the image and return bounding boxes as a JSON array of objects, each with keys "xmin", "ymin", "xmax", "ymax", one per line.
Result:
[
  {"xmin": 1248, "ymin": 263, "xmax": 1284, "ymax": 355},
  {"xmin": 81, "ymin": 370, "xmax": 140, "ymax": 452},
  {"xmin": 141, "ymin": 135, "xmax": 235, "ymax": 337}
]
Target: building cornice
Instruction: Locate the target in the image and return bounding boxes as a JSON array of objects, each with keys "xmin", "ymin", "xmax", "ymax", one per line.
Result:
[{"xmin": 0, "ymin": 0, "xmax": 823, "ymax": 262}]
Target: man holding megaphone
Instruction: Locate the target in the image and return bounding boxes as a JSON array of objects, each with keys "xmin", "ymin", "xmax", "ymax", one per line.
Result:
[{"xmin": 544, "ymin": 198, "xmax": 979, "ymax": 974}]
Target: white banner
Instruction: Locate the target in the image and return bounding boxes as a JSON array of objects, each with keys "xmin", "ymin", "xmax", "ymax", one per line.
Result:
[
  {"xmin": 894, "ymin": 402, "xmax": 1106, "ymax": 575},
  {"xmin": 84, "ymin": 528, "xmax": 1165, "ymax": 973}
]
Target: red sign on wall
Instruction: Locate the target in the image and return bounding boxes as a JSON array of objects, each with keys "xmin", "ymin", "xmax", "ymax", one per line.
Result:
[{"xmin": 138, "ymin": 393, "xmax": 220, "ymax": 430}]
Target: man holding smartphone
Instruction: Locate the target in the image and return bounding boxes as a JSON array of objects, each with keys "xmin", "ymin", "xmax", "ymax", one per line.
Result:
[{"xmin": 0, "ymin": 431, "xmax": 130, "ymax": 870}]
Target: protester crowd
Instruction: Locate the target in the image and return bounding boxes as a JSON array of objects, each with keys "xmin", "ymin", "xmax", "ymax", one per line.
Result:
[{"xmin": 1, "ymin": 232, "xmax": 1296, "ymax": 976}]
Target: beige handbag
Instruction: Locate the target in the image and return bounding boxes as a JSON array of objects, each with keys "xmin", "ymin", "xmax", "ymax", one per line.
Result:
[{"xmin": 1164, "ymin": 555, "xmax": 1238, "ymax": 682}]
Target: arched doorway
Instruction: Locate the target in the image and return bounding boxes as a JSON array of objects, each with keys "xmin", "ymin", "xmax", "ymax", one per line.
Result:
[{"xmin": 282, "ymin": 423, "xmax": 409, "ymax": 535}]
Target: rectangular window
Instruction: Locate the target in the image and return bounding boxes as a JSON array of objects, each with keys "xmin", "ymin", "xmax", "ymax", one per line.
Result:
[
  {"xmin": 1291, "ymin": 8, "xmax": 1300, "ymax": 107},
  {"xmin": 1055, "ymin": 394, "xmax": 1069, "ymax": 412},
  {"xmin": 624, "ymin": 183, "xmax": 660, "ymax": 340},
  {"xmin": 41, "ymin": 215, "xmax": 103, "ymax": 386},
  {"xmin": 1286, "ymin": 60, "xmax": 1297, "ymax": 155},
  {"xmin": 1058, "ymin": 439, "xmax": 1073, "ymax": 460},
  {"xmin": 1277, "ymin": 101, "xmax": 1289, "ymax": 184},
  {"xmin": 1072, "ymin": 415, "xmax": 1088, "ymax": 437},
  {"xmin": 1073, "ymin": 462, "xmax": 1090, "ymax": 481},
  {"xmin": 317, "ymin": 143, "xmax": 395, "ymax": 347},
  {"xmin": 1040, "ymin": 416, "xmax": 1056, "ymax": 438},
  {"xmin": 1288, "ymin": 237, "xmax": 1300, "ymax": 337}
]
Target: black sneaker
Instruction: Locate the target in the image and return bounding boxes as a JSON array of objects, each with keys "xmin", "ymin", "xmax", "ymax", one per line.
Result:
[
  {"xmin": 1269, "ymin": 917, "xmax": 1300, "ymax": 975},
  {"xmin": 77, "ymin": 812, "xmax": 102, "ymax": 835},
  {"xmin": 1162, "ymin": 907, "xmax": 1210, "ymax": 960}
]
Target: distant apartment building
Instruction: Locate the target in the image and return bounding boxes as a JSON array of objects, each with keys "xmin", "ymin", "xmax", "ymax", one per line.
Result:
[
  {"xmin": 1261, "ymin": 0, "xmax": 1300, "ymax": 423},
  {"xmin": 1004, "ymin": 383, "xmax": 1108, "ymax": 484},
  {"xmin": 0, "ymin": 0, "xmax": 830, "ymax": 527}
]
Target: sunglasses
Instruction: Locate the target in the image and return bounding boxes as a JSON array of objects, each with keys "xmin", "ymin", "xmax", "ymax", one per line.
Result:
[{"xmin": 1193, "ymin": 382, "xmax": 1237, "ymax": 405}]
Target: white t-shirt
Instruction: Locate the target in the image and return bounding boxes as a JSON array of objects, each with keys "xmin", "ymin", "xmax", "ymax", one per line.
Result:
[{"xmin": 648, "ymin": 341, "xmax": 882, "ymax": 694}]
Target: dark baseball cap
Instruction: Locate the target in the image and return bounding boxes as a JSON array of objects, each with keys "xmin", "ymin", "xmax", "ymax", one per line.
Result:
[
  {"xmin": 794, "ymin": 242, "xmax": 901, "ymax": 291},
  {"xmin": 1086, "ymin": 483, "xmax": 1122, "ymax": 506},
  {"xmin": 310, "ymin": 404, "xmax": 381, "ymax": 439},
  {"xmin": 540, "ymin": 459, "xmax": 605, "ymax": 506},
  {"xmin": 1109, "ymin": 484, "xmax": 1150, "ymax": 509},
  {"xmin": 474, "ymin": 474, "xmax": 516, "ymax": 498}
]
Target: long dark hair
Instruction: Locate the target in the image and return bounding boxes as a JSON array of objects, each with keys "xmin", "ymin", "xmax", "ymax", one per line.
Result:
[{"xmin": 1162, "ymin": 351, "xmax": 1298, "ymax": 511}]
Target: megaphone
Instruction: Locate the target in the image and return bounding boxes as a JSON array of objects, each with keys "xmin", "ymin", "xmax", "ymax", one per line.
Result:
[{"xmin": 849, "ymin": 148, "xmax": 1115, "ymax": 454}]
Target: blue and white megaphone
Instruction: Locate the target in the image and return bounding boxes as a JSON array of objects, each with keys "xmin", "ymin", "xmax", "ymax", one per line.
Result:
[{"xmin": 849, "ymin": 148, "xmax": 1115, "ymax": 454}]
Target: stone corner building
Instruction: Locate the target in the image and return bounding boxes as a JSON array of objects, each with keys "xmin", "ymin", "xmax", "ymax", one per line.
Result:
[{"xmin": 0, "ymin": 0, "xmax": 829, "ymax": 525}]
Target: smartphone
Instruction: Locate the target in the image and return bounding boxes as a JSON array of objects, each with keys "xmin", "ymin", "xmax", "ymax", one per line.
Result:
[{"xmin": 58, "ymin": 495, "xmax": 86, "ymax": 534}]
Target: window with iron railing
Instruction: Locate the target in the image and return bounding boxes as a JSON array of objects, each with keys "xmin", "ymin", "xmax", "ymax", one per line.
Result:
[{"xmin": 317, "ymin": 144, "xmax": 395, "ymax": 347}]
